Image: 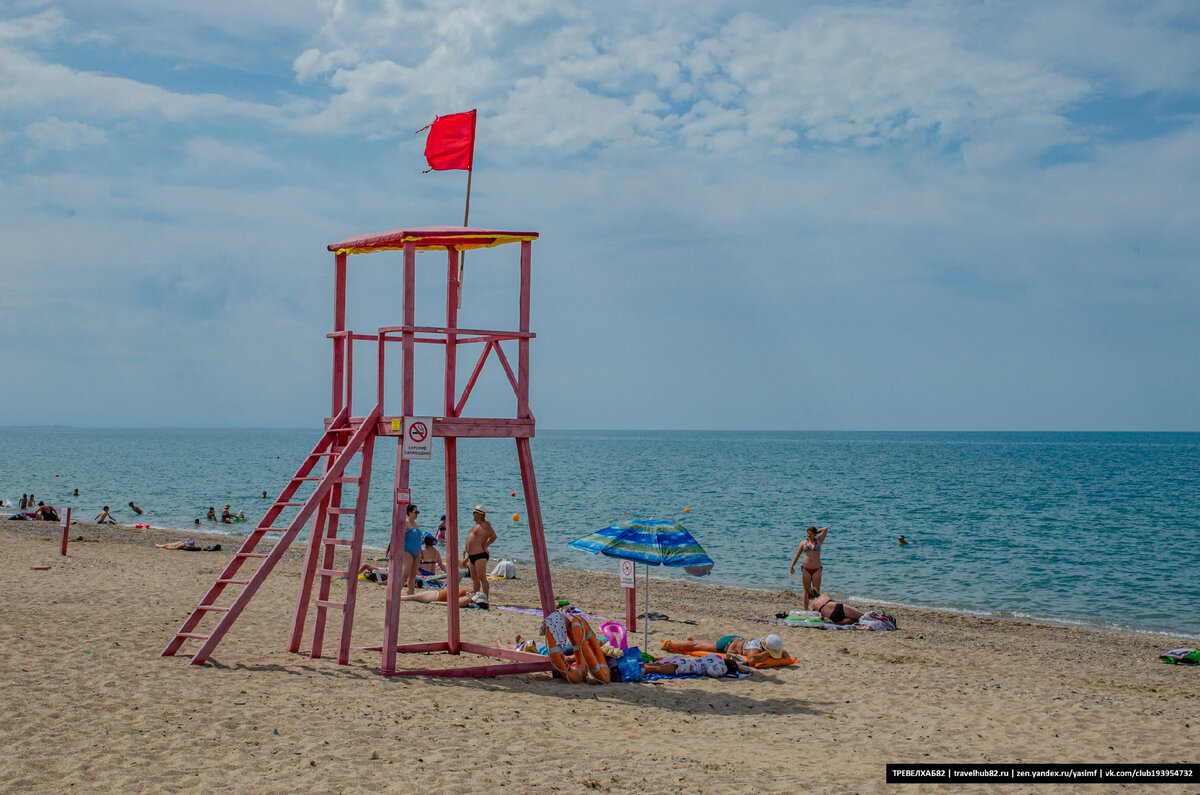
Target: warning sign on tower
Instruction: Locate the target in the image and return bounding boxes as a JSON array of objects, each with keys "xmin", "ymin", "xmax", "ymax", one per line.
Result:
[{"xmin": 402, "ymin": 417, "xmax": 433, "ymax": 460}]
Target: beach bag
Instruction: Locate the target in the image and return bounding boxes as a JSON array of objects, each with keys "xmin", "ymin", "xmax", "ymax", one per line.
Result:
[
  {"xmin": 490, "ymin": 560, "xmax": 516, "ymax": 579},
  {"xmin": 1160, "ymin": 648, "xmax": 1200, "ymax": 665},
  {"xmin": 618, "ymin": 646, "xmax": 643, "ymax": 683}
]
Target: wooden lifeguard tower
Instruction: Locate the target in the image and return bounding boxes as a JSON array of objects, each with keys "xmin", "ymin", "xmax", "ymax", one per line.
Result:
[{"xmin": 163, "ymin": 227, "xmax": 557, "ymax": 677}]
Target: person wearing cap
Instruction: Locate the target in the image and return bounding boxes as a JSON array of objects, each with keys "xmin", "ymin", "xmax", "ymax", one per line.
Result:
[
  {"xmin": 897, "ymin": 535, "xmax": 910, "ymax": 546},
  {"xmin": 463, "ymin": 505, "xmax": 497, "ymax": 604},
  {"xmin": 660, "ymin": 633, "xmax": 789, "ymax": 667},
  {"xmin": 220, "ymin": 504, "xmax": 235, "ymax": 523},
  {"xmin": 417, "ymin": 535, "xmax": 446, "ymax": 579}
]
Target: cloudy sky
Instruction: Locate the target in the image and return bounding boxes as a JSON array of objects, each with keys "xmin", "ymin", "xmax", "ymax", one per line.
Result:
[{"xmin": 2, "ymin": 0, "xmax": 1197, "ymax": 430}]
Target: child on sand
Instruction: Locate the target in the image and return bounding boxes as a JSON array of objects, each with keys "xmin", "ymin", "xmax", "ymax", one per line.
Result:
[
  {"xmin": 95, "ymin": 506, "xmax": 116, "ymax": 525},
  {"xmin": 644, "ymin": 654, "xmax": 740, "ymax": 678}
]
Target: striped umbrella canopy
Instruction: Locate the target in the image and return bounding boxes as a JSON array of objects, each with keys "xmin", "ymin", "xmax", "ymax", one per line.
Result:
[
  {"xmin": 569, "ymin": 519, "xmax": 714, "ymax": 650},
  {"xmin": 568, "ymin": 519, "xmax": 713, "ymax": 574}
]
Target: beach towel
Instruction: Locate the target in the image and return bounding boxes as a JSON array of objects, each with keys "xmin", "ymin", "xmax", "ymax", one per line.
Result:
[
  {"xmin": 1160, "ymin": 648, "xmax": 1200, "ymax": 665},
  {"xmin": 642, "ymin": 670, "xmax": 750, "ymax": 681},
  {"xmin": 753, "ymin": 610, "xmax": 897, "ymax": 631}
]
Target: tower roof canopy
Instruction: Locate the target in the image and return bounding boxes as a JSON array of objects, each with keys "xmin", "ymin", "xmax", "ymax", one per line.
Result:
[{"xmin": 329, "ymin": 226, "xmax": 538, "ymax": 256}]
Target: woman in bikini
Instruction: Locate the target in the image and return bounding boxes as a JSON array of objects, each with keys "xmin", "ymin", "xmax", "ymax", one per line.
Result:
[
  {"xmin": 790, "ymin": 525, "xmax": 828, "ymax": 610},
  {"xmin": 660, "ymin": 634, "xmax": 787, "ymax": 667}
]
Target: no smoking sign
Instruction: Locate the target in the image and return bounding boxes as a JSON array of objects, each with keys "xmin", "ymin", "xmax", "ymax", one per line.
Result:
[
  {"xmin": 620, "ymin": 559, "xmax": 636, "ymax": 589},
  {"xmin": 401, "ymin": 417, "xmax": 433, "ymax": 460}
]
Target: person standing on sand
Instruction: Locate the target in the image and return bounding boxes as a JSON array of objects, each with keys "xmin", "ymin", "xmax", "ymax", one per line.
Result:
[
  {"xmin": 129, "ymin": 501, "xmax": 144, "ymax": 515},
  {"xmin": 402, "ymin": 504, "xmax": 422, "ymax": 595},
  {"xmin": 464, "ymin": 505, "xmax": 496, "ymax": 604},
  {"xmin": 790, "ymin": 525, "xmax": 828, "ymax": 610}
]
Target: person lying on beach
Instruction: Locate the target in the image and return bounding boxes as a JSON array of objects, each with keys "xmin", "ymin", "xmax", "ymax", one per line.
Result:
[
  {"xmin": 790, "ymin": 525, "xmax": 828, "ymax": 610},
  {"xmin": 94, "ymin": 506, "xmax": 116, "ymax": 525},
  {"xmin": 644, "ymin": 654, "xmax": 741, "ymax": 678},
  {"xmin": 661, "ymin": 633, "xmax": 788, "ymax": 667},
  {"xmin": 399, "ymin": 587, "xmax": 474, "ymax": 607},
  {"xmin": 809, "ymin": 593, "xmax": 864, "ymax": 625},
  {"xmin": 417, "ymin": 535, "xmax": 446, "ymax": 577},
  {"xmin": 155, "ymin": 539, "xmax": 201, "ymax": 551},
  {"xmin": 129, "ymin": 501, "xmax": 144, "ymax": 515},
  {"xmin": 358, "ymin": 562, "xmax": 389, "ymax": 582}
]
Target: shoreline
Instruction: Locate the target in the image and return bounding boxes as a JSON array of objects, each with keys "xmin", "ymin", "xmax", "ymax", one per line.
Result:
[
  {"xmin": 2, "ymin": 518, "xmax": 1197, "ymax": 792},
  {"xmin": 8, "ymin": 517, "xmax": 1197, "ymax": 646}
]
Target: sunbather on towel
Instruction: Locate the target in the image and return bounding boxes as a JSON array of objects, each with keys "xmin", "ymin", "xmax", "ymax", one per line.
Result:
[
  {"xmin": 644, "ymin": 654, "xmax": 739, "ymax": 678},
  {"xmin": 399, "ymin": 587, "xmax": 474, "ymax": 607},
  {"xmin": 155, "ymin": 539, "xmax": 200, "ymax": 551},
  {"xmin": 661, "ymin": 633, "xmax": 788, "ymax": 667},
  {"xmin": 809, "ymin": 593, "xmax": 863, "ymax": 625}
]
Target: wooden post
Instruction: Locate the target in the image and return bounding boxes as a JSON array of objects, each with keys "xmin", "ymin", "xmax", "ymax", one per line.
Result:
[
  {"xmin": 626, "ymin": 585, "xmax": 637, "ymax": 633},
  {"xmin": 59, "ymin": 507, "xmax": 70, "ymax": 555},
  {"xmin": 445, "ymin": 246, "xmax": 462, "ymax": 652}
]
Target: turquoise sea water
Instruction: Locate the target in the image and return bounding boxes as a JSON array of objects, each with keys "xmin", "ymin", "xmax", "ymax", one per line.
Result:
[{"xmin": 4, "ymin": 429, "xmax": 1198, "ymax": 638}]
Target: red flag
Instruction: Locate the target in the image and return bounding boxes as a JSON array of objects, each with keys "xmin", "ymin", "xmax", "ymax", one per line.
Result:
[{"xmin": 419, "ymin": 109, "xmax": 476, "ymax": 171}]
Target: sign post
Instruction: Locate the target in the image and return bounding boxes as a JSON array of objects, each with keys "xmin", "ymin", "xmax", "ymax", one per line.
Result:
[
  {"xmin": 59, "ymin": 507, "xmax": 71, "ymax": 556},
  {"xmin": 620, "ymin": 559, "xmax": 637, "ymax": 632}
]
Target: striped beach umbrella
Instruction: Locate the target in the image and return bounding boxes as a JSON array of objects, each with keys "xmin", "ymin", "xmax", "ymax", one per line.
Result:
[{"xmin": 569, "ymin": 519, "xmax": 714, "ymax": 649}]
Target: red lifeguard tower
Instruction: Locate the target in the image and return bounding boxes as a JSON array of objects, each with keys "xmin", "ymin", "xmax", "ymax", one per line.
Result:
[{"xmin": 163, "ymin": 227, "xmax": 557, "ymax": 677}]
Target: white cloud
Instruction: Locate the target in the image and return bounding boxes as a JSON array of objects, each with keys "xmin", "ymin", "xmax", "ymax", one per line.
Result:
[
  {"xmin": 184, "ymin": 137, "xmax": 280, "ymax": 172},
  {"xmin": 24, "ymin": 116, "xmax": 106, "ymax": 150}
]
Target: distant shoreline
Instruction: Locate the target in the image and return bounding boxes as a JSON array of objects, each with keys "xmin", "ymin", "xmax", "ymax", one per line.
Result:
[{"xmin": 7, "ymin": 517, "xmax": 1195, "ymax": 645}]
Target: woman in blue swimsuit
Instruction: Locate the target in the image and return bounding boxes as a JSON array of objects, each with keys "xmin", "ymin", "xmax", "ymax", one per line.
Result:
[{"xmin": 403, "ymin": 504, "xmax": 422, "ymax": 595}]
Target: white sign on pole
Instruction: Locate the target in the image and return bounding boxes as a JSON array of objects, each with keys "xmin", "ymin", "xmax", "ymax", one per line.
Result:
[
  {"xmin": 619, "ymin": 559, "xmax": 636, "ymax": 589},
  {"xmin": 401, "ymin": 417, "xmax": 433, "ymax": 460}
]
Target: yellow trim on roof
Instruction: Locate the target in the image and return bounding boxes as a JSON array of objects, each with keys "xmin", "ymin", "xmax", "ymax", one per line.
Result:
[{"xmin": 336, "ymin": 232, "xmax": 538, "ymax": 256}]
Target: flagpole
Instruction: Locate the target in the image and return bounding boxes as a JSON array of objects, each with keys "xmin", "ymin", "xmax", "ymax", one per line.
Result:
[{"xmin": 458, "ymin": 167, "xmax": 472, "ymax": 308}]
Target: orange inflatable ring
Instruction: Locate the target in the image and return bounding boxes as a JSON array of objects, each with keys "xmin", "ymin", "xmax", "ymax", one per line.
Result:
[
  {"xmin": 540, "ymin": 611, "xmax": 583, "ymax": 683},
  {"xmin": 566, "ymin": 615, "xmax": 611, "ymax": 684}
]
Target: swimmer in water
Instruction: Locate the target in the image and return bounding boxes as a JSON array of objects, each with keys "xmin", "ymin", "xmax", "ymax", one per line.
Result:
[{"xmin": 898, "ymin": 535, "xmax": 910, "ymax": 546}]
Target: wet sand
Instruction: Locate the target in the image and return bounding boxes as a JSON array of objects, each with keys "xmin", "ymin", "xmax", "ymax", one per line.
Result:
[{"xmin": 1, "ymin": 519, "xmax": 1196, "ymax": 793}]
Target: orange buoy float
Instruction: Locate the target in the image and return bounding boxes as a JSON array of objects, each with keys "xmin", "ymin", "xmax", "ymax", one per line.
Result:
[
  {"xmin": 566, "ymin": 615, "xmax": 611, "ymax": 683},
  {"xmin": 683, "ymin": 507, "xmax": 690, "ymax": 513},
  {"xmin": 540, "ymin": 611, "xmax": 583, "ymax": 683},
  {"xmin": 513, "ymin": 513, "xmax": 520, "ymax": 522},
  {"xmin": 510, "ymin": 491, "xmax": 516, "ymax": 497}
]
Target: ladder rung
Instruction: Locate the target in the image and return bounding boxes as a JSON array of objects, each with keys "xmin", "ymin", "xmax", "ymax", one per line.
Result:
[
  {"xmin": 327, "ymin": 427, "xmax": 352, "ymax": 433},
  {"xmin": 292, "ymin": 476, "xmax": 321, "ymax": 482},
  {"xmin": 176, "ymin": 632, "xmax": 210, "ymax": 640},
  {"xmin": 328, "ymin": 507, "xmax": 356, "ymax": 515},
  {"xmin": 319, "ymin": 568, "xmax": 350, "ymax": 578},
  {"xmin": 276, "ymin": 501, "xmax": 306, "ymax": 507},
  {"xmin": 196, "ymin": 605, "xmax": 230, "ymax": 612},
  {"xmin": 338, "ymin": 477, "xmax": 360, "ymax": 484},
  {"xmin": 240, "ymin": 552, "xmax": 269, "ymax": 559},
  {"xmin": 316, "ymin": 600, "xmax": 345, "ymax": 610},
  {"xmin": 323, "ymin": 538, "xmax": 353, "ymax": 547},
  {"xmin": 217, "ymin": 579, "xmax": 250, "ymax": 585}
]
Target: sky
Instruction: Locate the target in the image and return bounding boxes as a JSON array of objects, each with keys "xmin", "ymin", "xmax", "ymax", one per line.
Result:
[{"xmin": 1, "ymin": 0, "xmax": 1198, "ymax": 431}]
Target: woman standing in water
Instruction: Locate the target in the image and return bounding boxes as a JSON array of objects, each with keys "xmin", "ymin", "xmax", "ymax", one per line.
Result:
[{"xmin": 790, "ymin": 525, "xmax": 828, "ymax": 610}]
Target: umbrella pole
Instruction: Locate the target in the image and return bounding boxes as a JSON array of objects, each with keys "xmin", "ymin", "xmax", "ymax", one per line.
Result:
[{"xmin": 644, "ymin": 563, "xmax": 650, "ymax": 651}]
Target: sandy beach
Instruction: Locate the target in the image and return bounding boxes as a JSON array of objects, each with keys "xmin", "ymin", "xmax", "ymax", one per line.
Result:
[{"xmin": 1, "ymin": 518, "xmax": 1196, "ymax": 793}]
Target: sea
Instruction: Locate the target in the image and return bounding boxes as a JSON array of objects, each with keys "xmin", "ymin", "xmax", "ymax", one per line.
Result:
[{"xmin": 3, "ymin": 429, "xmax": 1198, "ymax": 638}]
